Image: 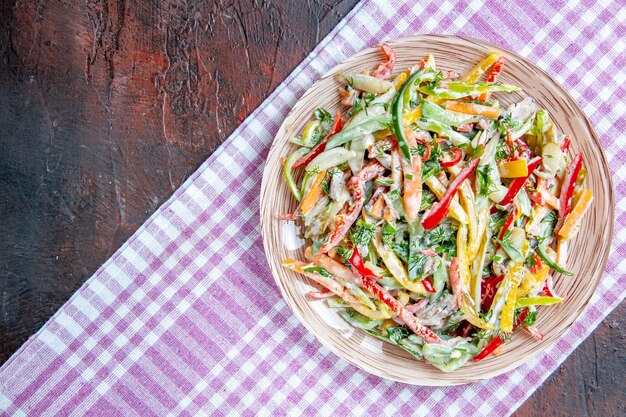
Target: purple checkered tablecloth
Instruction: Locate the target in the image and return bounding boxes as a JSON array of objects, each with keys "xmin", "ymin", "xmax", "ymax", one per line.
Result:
[{"xmin": 1, "ymin": 0, "xmax": 624, "ymax": 415}]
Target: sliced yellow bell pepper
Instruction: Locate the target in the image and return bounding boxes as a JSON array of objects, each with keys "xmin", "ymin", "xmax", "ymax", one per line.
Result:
[
  {"xmin": 372, "ymin": 106, "xmax": 422, "ymax": 139},
  {"xmin": 372, "ymin": 232, "xmax": 427, "ymax": 294},
  {"xmin": 456, "ymin": 225, "xmax": 494, "ymax": 329},
  {"xmin": 498, "ymin": 159, "xmax": 528, "ymax": 178},
  {"xmin": 394, "ymin": 71, "xmax": 408, "ymax": 90},
  {"xmin": 424, "ymin": 176, "xmax": 468, "ymax": 224},
  {"xmin": 352, "ymin": 300, "xmax": 394, "ymax": 320},
  {"xmin": 500, "ymin": 265, "xmax": 523, "ymax": 333},
  {"xmin": 518, "ymin": 266, "xmax": 549, "ymax": 298},
  {"xmin": 462, "ymin": 52, "xmax": 503, "ymax": 83}
]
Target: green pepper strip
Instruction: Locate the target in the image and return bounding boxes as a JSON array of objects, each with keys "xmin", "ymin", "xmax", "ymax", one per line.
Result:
[
  {"xmin": 283, "ymin": 147, "xmax": 309, "ymax": 201},
  {"xmin": 535, "ymin": 244, "xmax": 574, "ymax": 276},
  {"xmin": 391, "ymin": 69, "xmax": 436, "ymax": 160},
  {"xmin": 516, "ymin": 296, "xmax": 562, "ymax": 308}
]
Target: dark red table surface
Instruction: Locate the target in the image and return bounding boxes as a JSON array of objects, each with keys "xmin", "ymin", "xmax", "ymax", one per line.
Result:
[{"xmin": 0, "ymin": 1, "xmax": 623, "ymax": 415}]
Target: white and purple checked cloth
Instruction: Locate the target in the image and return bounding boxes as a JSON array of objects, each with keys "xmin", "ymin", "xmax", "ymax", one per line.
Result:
[{"xmin": 1, "ymin": 0, "xmax": 625, "ymax": 415}]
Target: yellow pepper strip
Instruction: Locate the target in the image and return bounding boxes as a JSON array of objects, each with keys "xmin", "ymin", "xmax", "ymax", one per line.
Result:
[
  {"xmin": 424, "ymin": 176, "xmax": 468, "ymax": 224},
  {"xmin": 470, "ymin": 232, "xmax": 489, "ymax": 308},
  {"xmin": 352, "ymin": 300, "xmax": 394, "ymax": 320},
  {"xmin": 450, "ymin": 246, "xmax": 495, "ymax": 330},
  {"xmin": 462, "ymin": 52, "xmax": 502, "ymax": 83},
  {"xmin": 372, "ymin": 230, "xmax": 427, "ymax": 294},
  {"xmin": 518, "ymin": 266, "xmax": 549, "ymax": 298},
  {"xmin": 500, "ymin": 265, "xmax": 524, "ymax": 333},
  {"xmin": 403, "ymin": 106, "xmax": 422, "ymax": 125},
  {"xmin": 300, "ymin": 171, "xmax": 326, "ymax": 215},
  {"xmin": 450, "ymin": 164, "xmax": 480, "ymax": 261},
  {"xmin": 498, "ymin": 159, "xmax": 529, "ymax": 178},
  {"xmin": 558, "ymin": 189, "xmax": 594, "ymax": 240},
  {"xmin": 525, "ymin": 205, "xmax": 551, "ymax": 234},
  {"xmin": 394, "ymin": 71, "xmax": 408, "ymax": 90},
  {"xmin": 445, "ymin": 100, "xmax": 502, "ymax": 119},
  {"xmin": 372, "ymin": 106, "xmax": 423, "ymax": 139},
  {"xmin": 380, "ymin": 319, "xmax": 398, "ymax": 336},
  {"xmin": 397, "ymin": 291, "xmax": 410, "ymax": 305}
]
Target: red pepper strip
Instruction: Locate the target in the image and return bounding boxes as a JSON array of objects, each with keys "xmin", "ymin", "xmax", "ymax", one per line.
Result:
[
  {"xmin": 541, "ymin": 276, "xmax": 556, "ymax": 297},
  {"xmin": 480, "ymin": 274, "xmax": 505, "ymax": 312},
  {"xmin": 493, "ymin": 207, "xmax": 517, "ymax": 251},
  {"xmin": 293, "ymin": 111, "xmax": 343, "ymax": 168},
  {"xmin": 473, "ymin": 308, "xmax": 528, "ymax": 362},
  {"xmin": 348, "ymin": 244, "xmax": 441, "ymax": 344},
  {"xmin": 498, "ymin": 207, "xmax": 518, "ymax": 240},
  {"xmin": 556, "ymin": 153, "xmax": 583, "ymax": 230},
  {"xmin": 487, "ymin": 57, "xmax": 506, "ymax": 82},
  {"xmin": 561, "ymin": 137, "xmax": 571, "ymax": 154},
  {"xmin": 422, "ymin": 277, "xmax": 436, "ymax": 293},
  {"xmin": 439, "ymin": 148, "xmax": 463, "ymax": 167},
  {"xmin": 422, "ymin": 158, "xmax": 480, "ymax": 230},
  {"xmin": 371, "ymin": 43, "xmax": 396, "ymax": 80},
  {"xmin": 348, "ymin": 243, "xmax": 382, "ymax": 279},
  {"xmin": 306, "ymin": 288, "xmax": 334, "ymax": 300},
  {"xmin": 493, "ymin": 156, "xmax": 543, "ymax": 213},
  {"xmin": 530, "ymin": 253, "xmax": 544, "ymax": 274}
]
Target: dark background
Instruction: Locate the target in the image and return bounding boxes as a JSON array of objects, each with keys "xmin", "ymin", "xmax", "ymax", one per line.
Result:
[{"xmin": 0, "ymin": 1, "xmax": 623, "ymax": 415}]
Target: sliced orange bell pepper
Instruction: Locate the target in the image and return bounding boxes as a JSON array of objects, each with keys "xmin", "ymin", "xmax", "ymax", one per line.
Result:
[
  {"xmin": 558, "ymin": 188, "xmax": 593, "ymax": 239},
  {"xmin": 300, "ymin": 171, "xmax": 326, "ymax": 215},
  {"xmin": 445, "ymin": 100, "xmax": 502, "ymax": 119}
]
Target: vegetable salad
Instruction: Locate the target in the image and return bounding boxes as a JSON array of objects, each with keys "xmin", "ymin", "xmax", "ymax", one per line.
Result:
[{"xmin": 280, "ymin": 45, "xmax": 592, "ymax": 372}]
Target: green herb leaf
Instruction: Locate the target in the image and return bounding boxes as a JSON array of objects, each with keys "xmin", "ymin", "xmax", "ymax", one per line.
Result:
[
  {"xmin": 375, "ymin": 177, "xmax": 395, "ymax": 187},
  {"xmin": 302, "ymin": 265, "xmax": 332, "ymax": 277},
  {"xmin": 315, "ymin": 108, "xmax": 332, "ymax": 123},
  {"xmin": 382, "ymin": 222, "xmax": 397, "ymax": 247},
  {"xmin": 524, "ymin": 310, "xmax": 538, "ymax": 327},
  {"xmin": 476, "ymin": 164, "xmax": 500, "ymax": 196},
  {"xmin": 350, "ymin": 220, "xmax": 375, "ymax": 247},
  {"xmin": 386, "ymin": 326, "xmax": 410, "ymax": 344}
]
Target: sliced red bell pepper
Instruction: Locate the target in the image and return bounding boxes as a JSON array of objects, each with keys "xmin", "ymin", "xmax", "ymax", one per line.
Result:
[
  {"xmin": 496, "ymin": 156, "xmax": 543, "ymax": 209},
  {"xmin": 480, "ymin": 274, "xmax": 505, "ymax": 312},
  {"xmin": 347, "ymin": 243, "xmax": 441, "ymax": 344},
  {"xmin": 293, "ymin": 111, "xmax": 343, "ymax": 168},
  {"xmin": 561, "ymin": 137, "xmax": 571, "ymax": 154},
  {"xmin": 473, "ymin": 308, "xmax": 528, "ymax": 362},
  {"xmin": 498, "ymin": 207, "xmax": 518, "ymax": 240},
  {"xmin": 371, "ymin": 43, "xmax": 396, "ymax": 80},
  {"xmin": 422, "ymin": 157, "xmax": 480, "ymax": 230},
  {"xmin": 486, "ymin": 57, "xmax": 506, "ymax": 82},
  {"xmin": 557, "ymin": 153, "xmax": 583, "ymax": 229},
  {"xmin": 530, "ymin": 252, "xmax": 544, "ymax": 275},
  {"xmin": 493, "ymin": 206, "xmax": 517, "ymax": 251},
  {"xmin": 439, "ymin": 148, "xmax": 463, "ymax": 167},
  {"xmin": 348, "ymin": 242, "xmax": 381, "ymax": 279},
  {"xmin": 422, "ymin": 277, "xmax": 436, "ymax": 293}
]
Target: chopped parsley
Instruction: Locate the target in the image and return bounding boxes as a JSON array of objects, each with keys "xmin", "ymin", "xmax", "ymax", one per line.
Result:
[{"xmin": 350, "ymin": 220, "xmax": 375, "ymax": 247}]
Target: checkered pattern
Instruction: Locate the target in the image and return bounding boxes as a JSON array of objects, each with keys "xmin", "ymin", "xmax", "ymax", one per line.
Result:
[{"xmin": 1, "ymin": 0, "xmax": 624, "ymax": 415}]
